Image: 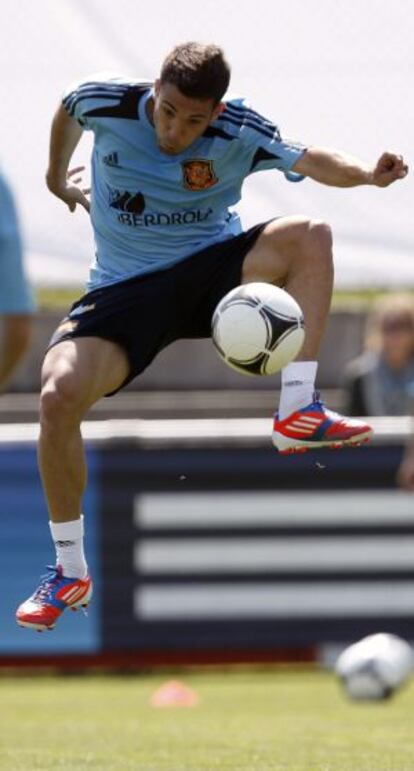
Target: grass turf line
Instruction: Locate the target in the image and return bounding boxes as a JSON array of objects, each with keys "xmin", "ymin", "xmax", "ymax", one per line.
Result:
[
  {"xmin": 35, "ymin": 287, "xmax": 414, "ymax": 311},
  {"xmin": 0, "ymin": 668, "xmax": 413, "ymax": 770}
]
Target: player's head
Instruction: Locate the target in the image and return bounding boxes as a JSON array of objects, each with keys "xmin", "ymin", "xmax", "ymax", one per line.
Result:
[
  {"xmin": 366, "ymin": 294, "xmax": 414, "ymax": 368},
  {"xmin": 151, "ymin": 42, "xmax": 230, "ymax": 155}
]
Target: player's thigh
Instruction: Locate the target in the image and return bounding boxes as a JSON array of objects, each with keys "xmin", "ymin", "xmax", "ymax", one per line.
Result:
[
  {"xmin": 241, "ymin": 215, "xmax": 315, "ymax": 285},
  {"xmin": 41, "ymin": 336, "xmax": 130, "ymax": 410}
]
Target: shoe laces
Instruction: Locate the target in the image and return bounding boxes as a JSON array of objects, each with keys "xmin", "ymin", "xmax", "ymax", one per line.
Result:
[
  {"xmin": 32, "ymin": 565, "xmax": 62, "ymax": 602},
  {"xmin": 312, "ymin": 390, "xmax": 323, "ymax": 407},
  {"xmin": 312, "ymin": 391, "xmax": 345, "ymax": 422}
]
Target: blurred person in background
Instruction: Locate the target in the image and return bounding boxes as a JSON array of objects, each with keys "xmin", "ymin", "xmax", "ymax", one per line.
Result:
[
  {"xmin": 345, "ymin": 295, "xmax": 414, "ymax": 490},
  {"xmin": 0, "ymin": 166, "xmax": 35, "ymax": 389},
  {"xmin": 345, "ymin": 295, "xmax": 414, "ymax": 416}
]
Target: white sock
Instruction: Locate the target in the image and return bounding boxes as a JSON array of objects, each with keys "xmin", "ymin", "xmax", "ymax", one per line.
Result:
[
  {"xmin": 279, "ymin": 361, "xmax": 318, "ymax": 419},
  {"xmin": 49, "ymin": 515, "xmax": 88, "ymax": 579}
]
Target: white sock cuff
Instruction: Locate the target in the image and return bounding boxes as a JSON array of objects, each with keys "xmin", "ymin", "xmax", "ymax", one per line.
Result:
[
  {"xmin": 282, "ymin": 361, "xmax": 318, "ymax": 385},
  {"xmin": 50, "ymin": 515, "xmax": 84, "ymax": 541}
]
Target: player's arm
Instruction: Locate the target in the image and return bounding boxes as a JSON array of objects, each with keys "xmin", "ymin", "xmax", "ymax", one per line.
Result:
[
  {"xmin": 46, "ymin": 105, "xmax": 90, "ymax": 213},
  {"xmin": 292, "ymin": 147, "xmax": 408, "ymax": 188}
]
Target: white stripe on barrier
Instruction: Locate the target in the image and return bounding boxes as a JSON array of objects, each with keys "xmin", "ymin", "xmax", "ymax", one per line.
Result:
[
  {"xmin": 134, "ymin": 535, "xmax": 414, "ymax": 573},
  {"xmin": 135, "ymin": 581, "xmax": 414, "ymax": 620},
  {"xmin": 134, "ymin": 491, "xmax": 414, "ymax": 527}
]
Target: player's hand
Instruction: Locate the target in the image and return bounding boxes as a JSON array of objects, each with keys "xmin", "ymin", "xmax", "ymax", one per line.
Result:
[
  {"xmin": 46, "ymin": 166, "xmax": 91, "ymax": 213},
  {"xmin": 371, "ymin": 152, "xmax": 408, "ymax": 187}
]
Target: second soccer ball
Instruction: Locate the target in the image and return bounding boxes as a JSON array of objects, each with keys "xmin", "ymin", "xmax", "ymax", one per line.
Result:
[{"xmin": 212, "ymin": 282, "xmax": 305, "ymax": 376}]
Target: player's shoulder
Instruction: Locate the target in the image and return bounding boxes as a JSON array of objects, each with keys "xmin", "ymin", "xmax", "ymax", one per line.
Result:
[
  {"xmin": 63, "ymin": 73, "xmax": 152, "ymax": 123},
  {"xmin": 63, "ymin": 72, "xmax": 152, "ymax": 99},
  {"xmin": 217, "ymin": 94, "xmax": 281, "ymax": 143}
]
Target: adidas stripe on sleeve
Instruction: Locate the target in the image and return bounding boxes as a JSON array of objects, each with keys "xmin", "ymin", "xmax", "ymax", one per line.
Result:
[
  {"xmin": 62, "ymin": 74, "xmax": 150, "ymax": 129},
  {"xmin": 219, "ymin": 97, "xmax": 307, "ymax": 178}
]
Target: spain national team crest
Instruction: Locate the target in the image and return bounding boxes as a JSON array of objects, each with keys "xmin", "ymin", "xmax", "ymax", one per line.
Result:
[{"xmin": 182, "ymin": 159, "xmax": 218, "ymax": 191}]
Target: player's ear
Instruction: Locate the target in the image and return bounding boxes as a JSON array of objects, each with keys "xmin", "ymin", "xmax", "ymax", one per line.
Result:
[
  {"xmin": 154, "ymin": 79, "xmax": 161, "ymax": 97},
  {"xmin": 211, "ymin": 101, "xmax": 226, "ymax": 121}
]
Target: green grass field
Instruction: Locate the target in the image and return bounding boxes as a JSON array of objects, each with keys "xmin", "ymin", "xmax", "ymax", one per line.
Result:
[
  {"xmin": 1, "ymin": 667, "xmax": 414, "ymax": 770},
  {"xmin": 35, "ymin": 287, "xmax": 414, "ymax": 311}
]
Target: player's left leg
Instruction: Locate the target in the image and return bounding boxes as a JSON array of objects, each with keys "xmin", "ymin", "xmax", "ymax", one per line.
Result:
[{"xmin": 242, "ymin": 215, "xmax": 372, "ymax": 453}]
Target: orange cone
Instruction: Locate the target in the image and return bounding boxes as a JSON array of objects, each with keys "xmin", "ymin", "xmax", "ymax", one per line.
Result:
[{"xmin": 150, "ymin": 679, "xmax": 199, "ymax": 708}]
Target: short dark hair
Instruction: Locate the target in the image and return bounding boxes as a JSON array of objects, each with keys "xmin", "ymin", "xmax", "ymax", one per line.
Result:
[{"xmin": 160, "ymin": 42, "xmax": 230, "ymax": 104}]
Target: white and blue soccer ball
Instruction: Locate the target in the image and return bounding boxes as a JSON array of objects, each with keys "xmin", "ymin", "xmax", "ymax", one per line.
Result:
[
  {"xmin": 212, "ymin": 283, "xmax": 305, "ymax": 376},
  {"xmin": 335, "ymin": 633, "xmax": 414, "ymax": 701}
]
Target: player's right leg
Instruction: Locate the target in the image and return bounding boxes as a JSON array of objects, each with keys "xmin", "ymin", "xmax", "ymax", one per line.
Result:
[
  {"xmin": 241, "ymin": 216, "xmax": 372, "ymax": 453},
  {"xmin": 16, "ymin": 336, "xmax": 130, "ymax": 631}
]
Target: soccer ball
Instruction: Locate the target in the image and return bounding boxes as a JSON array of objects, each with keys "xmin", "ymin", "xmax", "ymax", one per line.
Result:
[
  {"xmin": 211, "ymin": 283, "xmax": 305, "ymax": 376},
  {"xmin": 335, "ymin": 633, "xmax": 414, "ymax": 701}
]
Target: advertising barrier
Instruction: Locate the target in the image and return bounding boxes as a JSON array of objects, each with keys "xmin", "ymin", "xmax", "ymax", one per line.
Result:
[{"xmin": 0, "ymin": 418, "xmax": 412, "ymax": 664}]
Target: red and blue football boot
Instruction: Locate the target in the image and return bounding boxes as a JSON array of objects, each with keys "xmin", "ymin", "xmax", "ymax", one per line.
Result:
[
  {"xmin": 16, "ymin": 565, "xmax": 93, "ymax": 631},
  {"xmin": 272, "ymin": 393, "xmax": 373, "ymax": 454}
]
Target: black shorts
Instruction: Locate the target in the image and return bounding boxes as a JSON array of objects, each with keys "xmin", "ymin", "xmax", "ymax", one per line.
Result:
[{"xmin": 48, "ymin": 221, "xmax": 268, "ymax": 393}]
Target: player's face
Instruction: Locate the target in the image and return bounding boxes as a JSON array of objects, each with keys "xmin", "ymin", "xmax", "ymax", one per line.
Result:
[
  {"xmin": 151, "ymin": 81, "xmax": 224, "ymax": 155},
  {"xmin": 381, "ymin": 314, "xmax": 414, "ymax": 366}
]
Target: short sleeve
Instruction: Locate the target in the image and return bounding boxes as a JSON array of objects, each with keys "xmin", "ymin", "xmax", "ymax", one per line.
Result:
[
  {"xmin": 220, "ymin": 97, "xmax": 307, "ymax": 179},
  {"xmin": 247, "ymin": 136, "xmax": 307, "ymax": 176},
  {"xmin": 62, "ymin": 73, "xmax": 132, "ymax": 130}
]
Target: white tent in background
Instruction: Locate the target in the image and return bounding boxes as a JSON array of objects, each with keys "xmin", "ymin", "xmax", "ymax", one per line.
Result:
[{"xmin": 1, "ymin": 0, "xmax": 412, "ymax": 287}]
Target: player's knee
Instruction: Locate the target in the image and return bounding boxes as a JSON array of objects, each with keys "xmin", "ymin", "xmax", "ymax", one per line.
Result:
[
  {"xmin": 305, "ymin": 219, "xmax": 333, "ymax": 259},
  {"xmin": 40, "ymin": 369, "xmax": 86, "ymax": 426}
]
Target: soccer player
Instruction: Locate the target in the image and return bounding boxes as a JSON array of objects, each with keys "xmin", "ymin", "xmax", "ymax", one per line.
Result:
[
  {"xmin": 0, "ymin": 167, "xmax": 35, "ymax": 389},
  {"xmin": 16, "ymin": 42, "xmax": 408, "ymax": 631}
]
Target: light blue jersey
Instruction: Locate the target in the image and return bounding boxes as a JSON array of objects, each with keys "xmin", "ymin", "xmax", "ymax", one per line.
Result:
[
  {"xmin": 0, "ymin": 169, "xmax": 35, "ymax": 314},
  {"xmin": 63, "ymin": 75, "xmax": 307, "ymax": 290}
]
